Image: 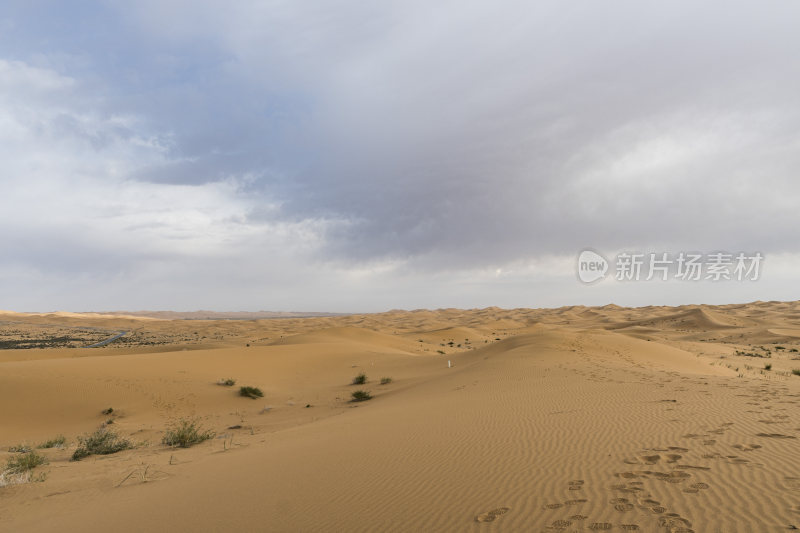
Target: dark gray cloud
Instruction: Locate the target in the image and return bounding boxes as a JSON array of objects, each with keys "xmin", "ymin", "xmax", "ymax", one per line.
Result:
[{"xmin": 119, "ymin": 1, "xmax": 800, "ymax": 263}]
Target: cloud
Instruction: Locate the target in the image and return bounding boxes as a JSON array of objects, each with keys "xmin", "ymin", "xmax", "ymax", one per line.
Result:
[
  {"xmin": 2, "ymin": 1, "xmax": 800, "ymax": 310},
  {"xmin": 110, "ymin": 1, "xmax": 800, "ymax": 264}
]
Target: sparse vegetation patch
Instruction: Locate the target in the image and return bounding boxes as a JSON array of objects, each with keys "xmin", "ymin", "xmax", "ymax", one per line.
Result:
[
  {"xmin": 351, "ymin": 390, "xmax": 372, "ymax": 402},
  {"xmin": 162, "ymin": 418, "xmax": 215, "ymax": 448},
  {"xmin": 38, "ymin": 435, "xmax": 66, "ymax": 449},
  {"xmin": 239, "ymin": 386, "xmax": 264, "ymax": 399},
  {"xmin": 72, "ymin": 428, "xmax": 132, "ymax": 461},
  {"xmin": 5, "ymin": 452, "xmax": 47, "ymax": 474}
]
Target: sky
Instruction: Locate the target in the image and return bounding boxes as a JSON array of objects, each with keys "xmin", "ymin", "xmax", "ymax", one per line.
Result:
[{"xmin": 1, "ymin": 1, "xmax": 799, "ymax": 312}]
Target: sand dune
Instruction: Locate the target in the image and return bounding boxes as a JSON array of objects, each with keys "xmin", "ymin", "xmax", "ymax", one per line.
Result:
[{"xmin": 3, "ymin": 301, "xmax": 800, "ymax": 532}]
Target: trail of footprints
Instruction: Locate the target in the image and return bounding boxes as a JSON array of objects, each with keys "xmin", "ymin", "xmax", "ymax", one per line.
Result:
[
  {"xmin": 475, "ymin": 383, "xmax": 797, "ymax": 529},
  {"xmin": 535, "ymin": 480, "xmax": 640, "ymax": 532},
  {"xmin": 474, "ymin": 506, "xmax": 511, "ymax": 523}
]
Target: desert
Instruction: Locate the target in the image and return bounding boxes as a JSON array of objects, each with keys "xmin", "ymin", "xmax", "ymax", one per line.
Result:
[
  {"xmin": 2, "ymin": 302, "xmax": 800, "ymax": 532},
  {"xmin": 4, "ymin": 2, "xmax": 800, "ymax": 532}
]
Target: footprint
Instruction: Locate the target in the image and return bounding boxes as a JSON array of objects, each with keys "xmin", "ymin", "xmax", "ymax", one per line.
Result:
[
  {"xmin": 653, "ymin": 471, "xmax": 692, "ymax": 484},
  {"xmin": 690, "ymin": 482, "xmax": 710, "ymax": 490},
  {"xmin": 658, "ymin": 515, "xmax": 694, "ymax": 532},
  {"xmin": 756, "ymin": 433, "xmax": 796, "ymax": 439},
  {"xmin": 619, "ymin": 526, "xmax": 640, "ymax": 531},
  {"xmin": 588, "ymin": 523, "xmax": 613, "ymax": 530},
  {"xmin": 474, "ymin": 507, "xmax": 510, "ymax": 523},
  {"xmin": 568, "ymin": 480, "xmax": 584, "ymax": 490},
  {"xmin": 543, "ymin": 503, "xmax": 563, "ymax": 510},
  {"xmin": 784, "ymin": 477, "xmax": 800, "ymax": 491},
  {"xmin": 638, "ymin": 498, "xmax": 660, "ymax": 506},
  {"xmin": 564, "ymin": 499, "xmax": 588, "ymax": 506},
  {"xmin": 549, "ymin": 519, "xmax": 572, "ymax": 530},
  {"xmin": 732, "ymin": 444, "xmax": 762, "ymax": 452},
  {"xmin": 570, "ymin": 514, "xmax": 587, "ymax": 520}
]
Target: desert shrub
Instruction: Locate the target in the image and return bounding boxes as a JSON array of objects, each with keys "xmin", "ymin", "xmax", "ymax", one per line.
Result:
[
  {"xmin": 793, "ymin": 369, "xmax": 800, "ymax": 376},
  {"xmin": 162, "ymin": 418, "xmax": 215, "ymax": 448},
  {"xmin": 101, "ymin": 407, "xmax": 114, "ymax": 415},
  {"xmin": 351, "ymin": 390, "xmax": 372, "ymax": 402},
  {"xmin": 8, "ymin": 444, "xmax": 32, "ymax": 453},
  {"xmin": 218, "ymin": 378, "xmax": 236, "ymax": 386},
  {"xmin": 6, "ymin": 452, "xmax": 47, "ymax": 474},
  {"xmin": 351, "ymin": 373, "xmax": 367, "ymax": 385},
  {"xmin": 239, "ymin": 386, "xmax": 264, "ymax": 399},
  {"xmin": 72, "ymin": 427, "xmax": 132, "ymax": 461},
  {"xmin": 38, "ymin": 435, "xmax": 66, "ymax": 449},
  {"xmin": 380, "ymin": 377, "xmax": 393, "ymax": 385},
  {"xmin": 764, "ymin": 363, "xmax": 772, "ymax": 371}
]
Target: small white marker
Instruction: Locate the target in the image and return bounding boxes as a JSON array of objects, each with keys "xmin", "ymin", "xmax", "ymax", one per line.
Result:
[{"xmin": 448, "ymin": 360, "xmax": 451, "ymax": 368}]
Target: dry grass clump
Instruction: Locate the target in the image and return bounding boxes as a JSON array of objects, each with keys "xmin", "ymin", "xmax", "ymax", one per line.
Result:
[{"xmin": 1, "ymin": 452, "xmax": 48, "ymax": 487}]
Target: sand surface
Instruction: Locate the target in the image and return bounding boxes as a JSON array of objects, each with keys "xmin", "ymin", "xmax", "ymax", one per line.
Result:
[{"xmin": 2, "ymin": 302, "xmax": 800, "ymax": 532}]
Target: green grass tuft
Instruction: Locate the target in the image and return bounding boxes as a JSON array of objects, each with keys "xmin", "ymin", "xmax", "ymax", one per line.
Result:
[
  {"xmin": 793, "ymin": 369, "xmax": 800, "ymax": 376},
  {"xmin": 351, "ymin": 389, "xmax": 372, "ymax": 402},
  {"xmin": 239, "ymin": 386, "xmax": 264, "ymax": 399},
  {"xmin": 38, "ymin": 435, "xmax": 66, "ymax": 449},
  {"xmin": 72, "ymin": 427, "xmax": 132, "ymax": 461},
  {"xmin": 6, "ymin": 452, "xmax": 47, "ymax": 474},
  {"xmin": 351, "ymin": 373, "xmax": 367, "ymax": 385},
  {"xmin": 380, "ymin": 377, "xmax": 393, "ymax": 385},
  {"xmin": 218, "ymin": 378, "xmax": 236, "ymax": 386},
  {"xmin": 162, "ymin": 418, "xmax": 215, "ymax": 448}
]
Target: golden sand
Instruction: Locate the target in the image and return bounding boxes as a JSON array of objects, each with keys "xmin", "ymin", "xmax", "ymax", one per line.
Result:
[{"xmin": 2, "ymin": 302, "xmax": 800, "ymax": 531}]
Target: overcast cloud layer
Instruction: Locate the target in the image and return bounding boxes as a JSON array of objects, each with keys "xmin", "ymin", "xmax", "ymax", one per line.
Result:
[{"xmin": 1, "ymin": 1, "xmax": 799, "ymax": 312}]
